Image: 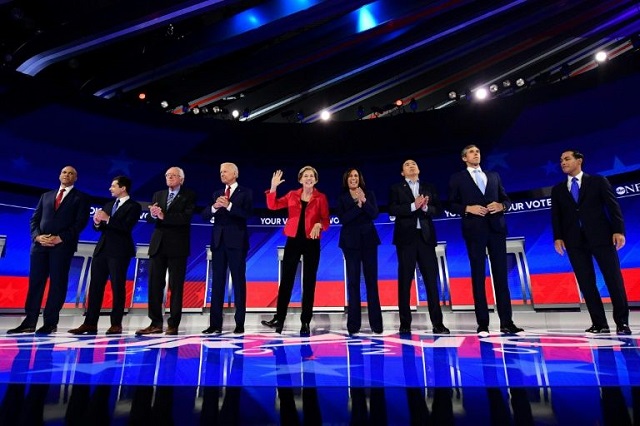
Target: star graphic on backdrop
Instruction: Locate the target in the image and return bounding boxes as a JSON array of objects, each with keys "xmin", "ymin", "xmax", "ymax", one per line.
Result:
[
  {"xmin": 542, "ymin": 160, "xmax": 559, "ymax": 175},
  {"xmin": 11, "ymin": 156, "xmax": 29, "ymax": 171},
  {"xmin": 484, "ymin": 152, "xmax": 509, "ymax": 170},
  {"xmin": 108, "ymin": 150, "xmax": 134, "ymax": 176},
  {"xmin": 258, "ymin": 359, "xmax": 351, "ymax": 378}
]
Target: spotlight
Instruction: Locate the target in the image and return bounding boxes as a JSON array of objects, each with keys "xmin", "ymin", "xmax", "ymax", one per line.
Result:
[
  {"xmin": 356, "ymin": 105, "xmax": 365, "ymax": 119},
  {"xmin": 409, "ymin": 98, "xmax": 418, "ymax": 112},
  {"xmin": 489, "ymin": 84, "xmax": 499, "ymax": 93},
  {"xmin": 138, "ymin": 92, "xmax": 146, "ymax": 100},
  {"xmin": 200, "ymin": 106, "xmax": 209, "ymax": 114},
  {"xmin": 448, "ymin": 91, "xmax": 457, "ymax": 100},
  {"xmin": 320, "ymin": 110, "xmax": 331, "ymax": 121},
  {"xmin": 191, "ymin": 106, "xmax": 200, "ymax": 115},
  {"xmin": 515, "ymin": 78, "xmax": 526, "ymax": 87},
  {"xmin": 394, "ymin": 99, "xmax": 403, "ymax": 107},
  {"xmin": 595, "ymin": 51, "xmax": 607, "ymax": 62},
  {"xmin": 160, "ymin": 100, "xmax": 169, "ymax": 109},
  {"xmin": 474, "ymin": 88, "xmax": 489, "ymax": 100},
  {"xmin": 231, "ymin": 110, "xmax": 240, "ymax": 119},
  {"xmin": 502, "ymin": 80, "xmax": 511, "ymax": 88}
]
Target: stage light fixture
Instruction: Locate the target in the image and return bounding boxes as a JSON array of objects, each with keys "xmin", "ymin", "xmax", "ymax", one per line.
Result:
[
  {"xmin": 489, "ymin": 84, "xmax": 498, "ymax": 93},
  {"xmin": 448, "ymin": 91, "xmax": 457, "ymax": 100},
  {"xmin": 231, "ymin": 110, "xmax": 240, "ymax": 119},
  {"xmin": 394, "ymin": 99, "xmax": 403, "ymax": 107},
  {"xmin": 502, "ymin": 80, "xmax": 511, "ymax": 88},
  {"xmin": 474, "ymin": 88, "xmax": 488, "ymax": 100},
  {"xmin": 160, "ymin": 100, "xmax": 169, "ymax": 108},
  {"xmin": 200, "ymin": 106, "xmax": 209, "ymax": 114},
  {"xmin": 595, "ymin": 51, "xmax": 607, "ymax": 62},
  {"xmin": 138, "ymin": 93, "xmax": 146, "ymax": 100},
  {"xmin": 191, "ymin": 106, "xmax": 200, "ymax": 115},
  {"xmin": 320, "ymin": 110, "xmax": 331, "ymax": 121},
  {"xmin": 515, "ymin": 78, "xmax": 526, "ymax": 87},
  {"xmin": 296, "ymin": 110, "xmax": 305, "ymax": 121},
  {"xmin": 409, "ymin": 98, "xmax": 417, "ymax": 112}
]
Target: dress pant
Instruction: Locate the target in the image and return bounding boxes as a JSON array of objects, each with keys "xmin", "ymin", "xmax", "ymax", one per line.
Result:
[
  {"xmin": 24, "ymin": 247, "xmax": 75, "ymax": 327},
  {"xmin": 209, "ymin": 243, "xmax": 247, "ymax": 329},
  {"xmin": 465, "ymin": 232, "xmax": 513, "ymax": 327},
  {"xmin": 276, "ymin": 237, "xmax": 320, "ymax": 324},
  {"xmin": 148, "ymin": 253, "xmax": 187, "ymax": 328},
  {"xmin": 84, "ymin": 255, "xmax": 131, "ymax": 326},
  {"xmin": 343, "ymin": 246, "xmax": 382, "ymax": 332}
]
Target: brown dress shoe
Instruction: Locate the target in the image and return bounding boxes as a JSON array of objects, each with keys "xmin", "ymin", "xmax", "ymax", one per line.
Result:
[
  {"xmin": 165, "ymin": 326, "xmax": 178, "ymax": 335},
  {"xmin": 135, "ymin": 325, "xmax": 163, "ymax": 335},
  {"xmin": 68, "ymin": 324, "xmax": 98, "ymax": 335},
  {"xmin": 106, "ymin": 325, "xmax": 123, "ymax": 335}
]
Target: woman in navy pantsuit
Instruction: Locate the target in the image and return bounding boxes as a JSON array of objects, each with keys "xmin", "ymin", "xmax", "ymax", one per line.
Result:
[{"xmin": 336, "ymin": 168, "xmax": 383, "ymax": 335}]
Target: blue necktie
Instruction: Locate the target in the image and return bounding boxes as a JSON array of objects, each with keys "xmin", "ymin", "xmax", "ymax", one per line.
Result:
[
  {"xmin": 111, "ymin": 199, "xmax": 120, "ymax": 215},
  {"xmin": 570, "ymin": 177, "xmax": 579, "ymax": 202},
  {"xmin": 474, "ymin": 169, "xmax": 486, "ymax": 194},
  {"xmin": 167, "ymin": 192, "xmax": 175, "ymax": 207}
]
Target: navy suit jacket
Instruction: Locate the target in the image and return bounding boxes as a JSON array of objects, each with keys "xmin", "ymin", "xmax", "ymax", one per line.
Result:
[
  {"xmin": 388, "ymin": 180, "xmax": 441, "ymax": 246},
  {"xmin": 30, "ymin": 187, "xmax": 91, "ymax": 254},
  {"xmin": 551, "ymin": 173, "xmax": 624, "ymax": 248},
  {"xmin": 147, "ymin": 187, "xmax": 196, "ymax": 257},
  {"xmin": 448, "ymin": 169, "xmax": 511, "ymax": 238},
  {"xmin": 335, "ymin": 189, "xmax": 381, "ymax": 250},
  {"xmin": 94, "ymin": 198, "xmax": 142, "ymax": 258},
  {"xmin": 202, "ymin": 184, "xmax": 253, "ymax": 251}
]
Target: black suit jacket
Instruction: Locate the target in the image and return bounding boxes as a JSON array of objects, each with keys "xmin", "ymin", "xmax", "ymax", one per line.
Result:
[
  {"xmin": 448, "ymin": 169, "xmax": 511, "ymax": 238},
  {"xmin": 30, "ymin": 187, "xmax": 91, "ymax": 254},
  {"xmin": 94, "ymin": 198, "xmax": 143, "ymax": 258},
  {"xmin": 388, "ymin": 180, "xmax": 441, "ymax": 246},
  {"xmin": 147, "ymin": 187, "xmax": 196, "ymax": 257},
  {"xmin": 551, "ymin": 173, "xmax": 625, "ymax": 248},
  {"xmin": 335, "ymin": 189, "xmax": 381, "ymax": 250},
  {"xmin": 201, "ymin": 184, "xmax": 253, "ymax": 250}
]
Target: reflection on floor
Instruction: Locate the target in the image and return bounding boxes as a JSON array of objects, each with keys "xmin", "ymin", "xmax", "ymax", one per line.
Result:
[{"xmin": 0, "ymin": 310, "xmax": 639, "ymax": 424}]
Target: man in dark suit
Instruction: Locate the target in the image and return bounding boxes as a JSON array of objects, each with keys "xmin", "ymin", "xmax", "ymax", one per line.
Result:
[
  {"xmin": 389, "ymin": 159, "xmax": 449, "ymax": 335},
  {"xmin": 201, "ymin": 162, "xmax": 253, "ymax": 334},
  {"xmin": 69, "ymin": 176, "xmax": 142, "ymax": 335},
  {"xmin": 448, "ymin": 145, "xmax": 523, "ymax": 336},
  {"xmin": 551, "ymin": 150, "xmax": 630, "ymax": 335},
  {"xmin": 8, "ymin": 166, "xmax": 91, "ymax": 335},
  {"xmin": 136, "ymin": 166, "xmax": 196, "ymax": 336}
]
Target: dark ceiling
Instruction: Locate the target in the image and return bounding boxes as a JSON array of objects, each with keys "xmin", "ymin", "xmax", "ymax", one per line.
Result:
[{"xmin": 1, "ymin": 0, "xmax": 639, "ymax": 123}]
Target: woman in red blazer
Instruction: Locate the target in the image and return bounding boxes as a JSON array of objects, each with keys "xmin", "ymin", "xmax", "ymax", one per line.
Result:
[{"xmin": 261, "ymin": 166, "xmax": 330, "ymax": 334}]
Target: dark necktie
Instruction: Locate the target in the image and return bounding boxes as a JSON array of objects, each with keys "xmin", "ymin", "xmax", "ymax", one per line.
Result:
[
  {"xmin": 225, "ymin": 185, "xmax": 231, "ymax": 199},
  {"xmin": 570, "ymin": 177, "xmax": 579, "ymax": 202},
  {"xmin": 54, "ymin": 188, "xmax": 65, "ymax": 210},
  {"xmin": 111, "ymin": 198, "xmax": 120, "ymax": 215},
  {"xmin": 167, "ymin": 192, "xmax": 175, "ymax": 207}
]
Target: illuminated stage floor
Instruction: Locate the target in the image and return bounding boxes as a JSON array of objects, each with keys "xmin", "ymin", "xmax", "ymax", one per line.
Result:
[{"xmin": 0, "ymin": 310, "xmax": 639, "ymax": 424}]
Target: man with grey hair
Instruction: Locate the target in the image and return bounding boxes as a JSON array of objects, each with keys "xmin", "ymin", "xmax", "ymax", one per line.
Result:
[
  {"xmin": 136, "ymin": 166, "xmax": 196, "ymax": 336},
  {"xmin": 201, "ymin": 162, "xmax": 253, "ymax": 334}
]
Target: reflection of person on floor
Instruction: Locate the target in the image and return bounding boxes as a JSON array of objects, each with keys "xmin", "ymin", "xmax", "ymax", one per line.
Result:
[{"xmin": 347, "ymin": 335, "xmax": 387, "ymax": 424}]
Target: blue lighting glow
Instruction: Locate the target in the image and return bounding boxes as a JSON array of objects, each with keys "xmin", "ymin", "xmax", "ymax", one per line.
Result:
[{"xmin": 357, "ymin": 5, "xmax": 378, "ymax": 33}]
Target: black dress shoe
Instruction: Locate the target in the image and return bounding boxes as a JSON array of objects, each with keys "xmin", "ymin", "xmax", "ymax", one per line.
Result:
[
  {"xmin": 398, "ymin": 326, "xmax": 411, "ymax": 334},
  {"xmin": 233, "ymin": 326, "xmax": 245, "ymax": 334},
  {"xmin": 7, "ymin": 324, "xmax": 36, "ymax": 334},
  {"xmin": 68, "ymin": 324, "xmax": 98, "ymax": 335},
  {"xmin": 348, "ymin": 328, "xmax": 360, "ymax": 336},
  {"xmin": 432, "ymin": 325, "xmax": 450, "ymax": 335},
  {"xmin": 477, "ymin": 325, "xmax": 490, "ymax": 336},
  {"xmin": 300, "ymin": 323, "xmax": 310, "ymax": 335},
  {"xmin": 372, "ymin": 328, "xmax": 383, "ymax": 334},
  {"xmin": 35, "ymin": 324, "xmax": 57, "ymax": 335},
  {"xmin": 261, "ymin": 317, "xmax": 279, "ymax": 328},
  {"xmin": 165, "ymin": 326, "xmax": 179, "ymax": 336},
  {"xmin": 500, "ymin": 323, "xmax": 524, "ymax": 334},
  {"xmin": 135, "ymin": 325, "xmax": 164, "ymax": 335},
  {"xmin": 616, "ymin": 324, "xmax": 632, "ymax": 335},
  {"xmin": 585, "ymin": 325, "xmax": 610, "ymax": 334},
  {"xmin": 202, "ymin": 327, "xmax": 222, "ymax": 334}
]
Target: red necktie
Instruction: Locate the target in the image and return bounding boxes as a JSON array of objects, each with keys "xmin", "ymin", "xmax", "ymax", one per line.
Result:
[
  {"xmin": 225, "ymin": 186, "xmax": 231, "ymax": 199},
  {"xmin": 54, "ymin": 188, "xmax": 65, "ymax": 210}
]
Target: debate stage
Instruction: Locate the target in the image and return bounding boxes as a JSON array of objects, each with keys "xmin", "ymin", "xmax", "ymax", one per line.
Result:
[{"xmin": 0, "ymin": 310, "xmax": 639, "ymax": 425}]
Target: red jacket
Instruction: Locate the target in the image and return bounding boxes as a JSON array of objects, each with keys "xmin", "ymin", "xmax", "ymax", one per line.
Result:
[{"xmin": 266, "ymin": 188, "xmax": 330, "ymax": 238}]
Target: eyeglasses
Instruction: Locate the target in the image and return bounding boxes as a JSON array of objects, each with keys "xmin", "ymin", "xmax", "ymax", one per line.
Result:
[{"xmin": 165, "ymin": 173, "xmax": 180, "ymax": 178}]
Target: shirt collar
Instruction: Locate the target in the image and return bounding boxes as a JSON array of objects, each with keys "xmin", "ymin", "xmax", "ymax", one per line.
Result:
[{"xmin": 567, "ymin": 171, "xmax": 584, "ymax": 183}]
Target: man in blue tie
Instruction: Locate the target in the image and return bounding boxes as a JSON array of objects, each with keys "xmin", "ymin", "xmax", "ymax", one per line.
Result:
[
  {"xmin": 551, "ymin": 150, "xmax": 630, "ymax": 335},
  {"xmin": 448, "ymin": 145, "xmax": 523, "ymax": 336},
  {"xmin": 136, "ymin": 167, "xmax": 196, "ymax": 336},
  {"xmin": 69, "ymin": 176, "xmax": 142, "ymax": 335}
]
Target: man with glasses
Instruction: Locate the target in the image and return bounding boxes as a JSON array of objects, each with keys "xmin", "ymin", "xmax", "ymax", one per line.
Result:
[{"xmin": 136, "ymin": 166, "xmax": 196, "ymax": 336}]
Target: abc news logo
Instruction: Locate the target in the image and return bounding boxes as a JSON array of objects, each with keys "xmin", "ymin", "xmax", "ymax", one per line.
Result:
[{"xmin": 615, "ymin": 182, "xmax": 640, "ymax": 196}]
